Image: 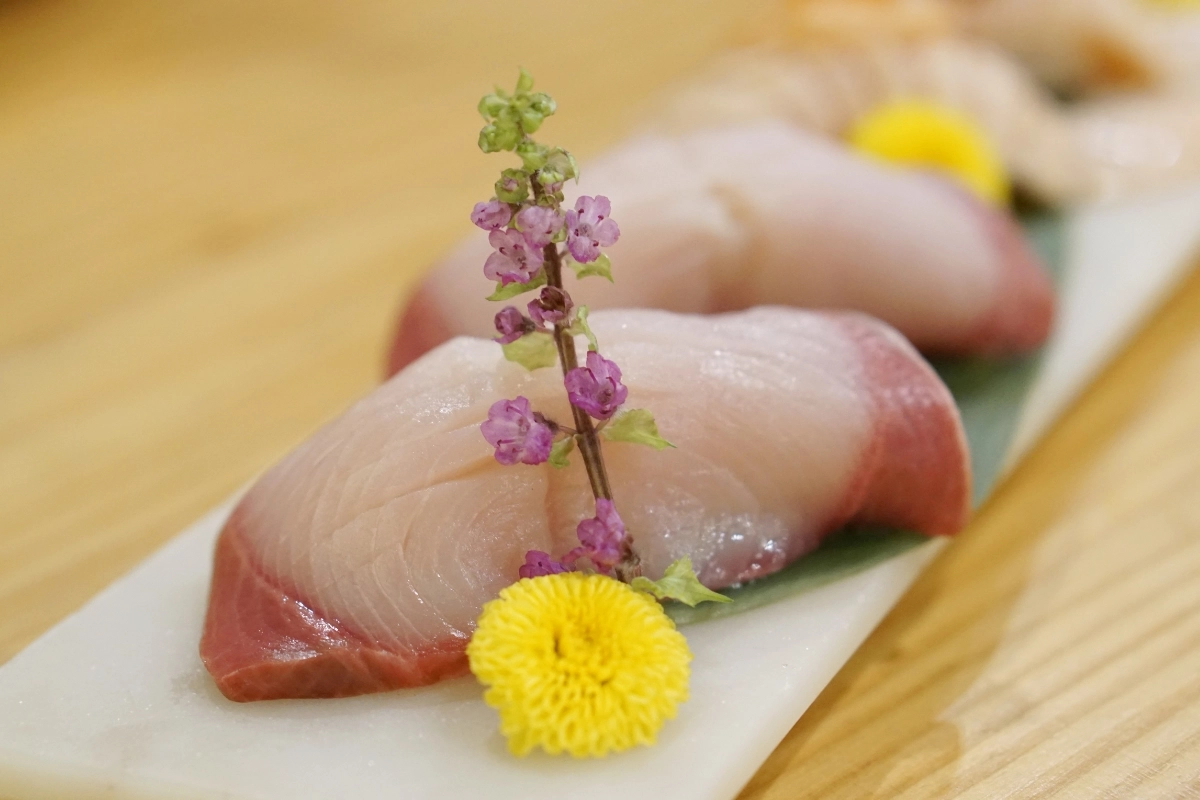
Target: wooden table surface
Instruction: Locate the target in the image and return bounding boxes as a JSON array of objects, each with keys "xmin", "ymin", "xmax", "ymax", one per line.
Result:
[{"xmin": 3, "ymin": 2, "xmax": 1199, "ymax": 798}]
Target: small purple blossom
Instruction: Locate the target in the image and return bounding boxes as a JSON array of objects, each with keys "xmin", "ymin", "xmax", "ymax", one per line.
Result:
[
  {"xmin": 564, "ymin": 351, "xmax": 628, "ymax": 420},
  {"xmin": 518, "ymin": 550, "xmax": 573, "ymax": 579},
  {"xmin": 484, "ymin": 227, "xmax": 544, "ymax": 286},
  {"xmin": 481, "ymin": 397, "xmax": 553, "ymax": 466},
  {"xmin": 471, "ymin": 199, "xmax": 511, "ymax": 231},
  {"xmin": 565, "ymin": 195, "xmax": 620, "ymax": 263},
  {"xmin": 494, "ymin": 306, "xmax": 532, "ymax": 344},
  {"xmin": 564, "ymin": 499, "xmax": 627, "ymax": 574},
  {"xmin": 516, "ymin": 204, "xmax": 565, "ymax": 248},
  {"xmin": 528, "ymin": 286, "xmax": 573, "ymax": 329}
]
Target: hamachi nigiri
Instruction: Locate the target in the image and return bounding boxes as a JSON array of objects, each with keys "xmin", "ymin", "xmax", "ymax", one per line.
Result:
[
  {"xmin": 650, "ymin": 41, "xmax": 1093, "ymax": 204},
  {"xmin": 652, "ymin": 39, "xmax": 1200, "ymax": 205},
  {"xmin": 202, "ymin": 307, "xmax": 971, "ymax": 702},
  {"xmin": 387, "ymin": 125, "xmax": 1054, "ymax": 375}
]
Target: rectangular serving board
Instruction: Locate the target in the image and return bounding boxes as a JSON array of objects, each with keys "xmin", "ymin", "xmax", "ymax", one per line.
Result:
[{"xmin": 1, "ymin": 184, "xmax": 1198, "ymax": 800}]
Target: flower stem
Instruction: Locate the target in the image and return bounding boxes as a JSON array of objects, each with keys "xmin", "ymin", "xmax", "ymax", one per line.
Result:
[
  {"xmin": 534, "ymin": 177, "xmax": 640, "ymax": 582},
  {"xmin": 543, "ymin": 242, "xmax": 613, "ymax": 501}
]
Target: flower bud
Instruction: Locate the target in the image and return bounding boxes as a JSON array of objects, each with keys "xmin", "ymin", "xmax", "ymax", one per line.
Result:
[
  {"xmin": 528, "ymin": 286, "xmax": 573, "ymax": 328},
  {"xmin": 494, "ymin": 306, "xmax": 533, "ymax": 344},
  {"xmin": 515, "ymin": 68, "xmax": 535, "ymax": 95},
  {"xmin": 516, "ymin": 140, "xmax": 549, "ymax": 171},
  {"xmin": 538, "ymin": 148, "xmax": 578, "ymax": 187},
  {"xmin": 477, "ymin": 93, "xmax": 508, "ymax": 121},
  {"xmin": 479, "ymin": 117, "xmax": 522, "ymax": 153},
  {"xmin": 519, "ymin": 109, "xmax": 545, "ymax": 134},
  {"xmin": 529, "ymin": 93, "xmax": 557, "ymax": 118},
  {"xmin": 495, "ymin": 168, "xmax": 530, "ymax": 204},
  {"xmin": 478, "ymin": 125, "xmax": 502, "ymax": 154}
]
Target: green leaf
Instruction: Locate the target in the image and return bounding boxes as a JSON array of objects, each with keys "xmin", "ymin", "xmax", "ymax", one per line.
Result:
[
  {"xmin": 602, "ymin": 408, "xmax": 675, "ymax": 450},
  {"xmin": 501, "ymin": 332, "xmax": 558, "ymax": 371},
  {"xmin": 566, "ymin": 305, "xmax": 600, "ymax": 352},
  {"xmin": 566, "ymin": 253, "xmax": 613, "ymax": 282},
  {"xmin": 486, "ymin": 271, "xmax": 546, "ymax": 302},
  {"xmin": 633, "ymin": 558, "xmax": 732, "ymax": 607},
  {"xmin": 515, "ymin": 68, "xmax": 535, "ymax": 94},
  {"xmin": 548, "ymin": 435, "xmax": 575, "ymax": 469}
]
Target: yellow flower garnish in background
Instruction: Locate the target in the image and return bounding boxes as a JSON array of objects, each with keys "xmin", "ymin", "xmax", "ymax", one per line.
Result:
[
  {"xmin": 467, "ymin": 572, "xmax": 692, "ymax": 758},
  {"xmin": 1142, "ymin": 0, "xmax": 1200, "ymax": 8},
  {"xmin": 847, "ymin": 100, "xmax": 1010, "ymax": 206}
]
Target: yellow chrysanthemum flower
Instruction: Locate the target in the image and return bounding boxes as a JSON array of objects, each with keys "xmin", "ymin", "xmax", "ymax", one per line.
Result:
[
  {"xmin": 466, "ymin": 572, "xmax": 692, "ymax": 758},
  {"xmin": 847, "ymin": 100, "xmax": 1010, "ymax": 206}
]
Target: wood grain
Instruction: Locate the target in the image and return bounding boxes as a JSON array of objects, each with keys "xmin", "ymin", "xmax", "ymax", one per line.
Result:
[
  {"xmin": 1, "ymin": 2, "xmax": 1198, "ymax": 798},
  {"xmin": 737, "ymin": 265, "xmax": 1200, "ymax": 800}
]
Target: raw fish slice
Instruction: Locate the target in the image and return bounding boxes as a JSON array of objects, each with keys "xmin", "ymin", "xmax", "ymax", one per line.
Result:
[
  {"xmin": 203, "ymin": 307, "xmax": 971, "ymax": 701},
  {"xmin": 387, "ymin": 125, "xmax": 1053, "ymax": 374}
]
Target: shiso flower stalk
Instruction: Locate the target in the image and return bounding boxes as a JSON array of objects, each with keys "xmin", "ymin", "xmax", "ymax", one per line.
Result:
[
  {"xmin": 472, "ymin": 68, "xmax": 728, "ymax": 600},
  {"xmin": 467, "ymin": 69, "xmax": 729, "ymax": 758}
]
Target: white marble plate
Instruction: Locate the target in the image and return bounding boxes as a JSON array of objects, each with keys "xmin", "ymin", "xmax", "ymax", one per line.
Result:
[{"xmin": 1, "ymin": 185, "xmax": 1198, "ymax": 800}]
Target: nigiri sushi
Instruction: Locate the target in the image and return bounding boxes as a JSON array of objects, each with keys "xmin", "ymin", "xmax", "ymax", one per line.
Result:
[
  {"xmin": 650, "ymin": 41, "xmax": 1093, "ymax": 204},
  {"xmin": 651, "ymin": 38, "xmax": 1200, "ymax": 204},
  {"xmin": 387, "ymin": 125, "xmax": 1054, "ymax": 375},
  {"xmin": 202, "ymin": 307, "xmax": 971, "ymax": 702}
]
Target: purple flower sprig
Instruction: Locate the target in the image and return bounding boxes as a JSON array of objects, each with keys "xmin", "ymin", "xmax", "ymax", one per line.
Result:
[{"xmin": 470, "ymin": 70, "xmax": 695, "ymax": 591}]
